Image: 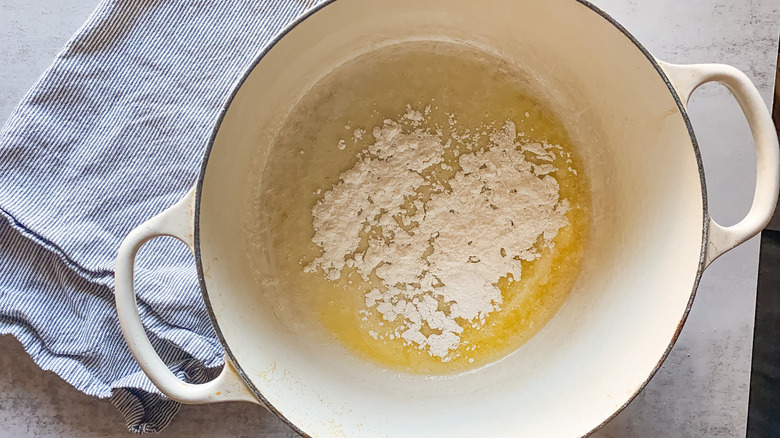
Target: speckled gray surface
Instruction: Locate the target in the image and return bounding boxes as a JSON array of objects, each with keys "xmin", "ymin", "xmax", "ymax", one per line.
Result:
[{"xmin": 0, "ymin": 0, "xmax": 778, "ymax": 436}]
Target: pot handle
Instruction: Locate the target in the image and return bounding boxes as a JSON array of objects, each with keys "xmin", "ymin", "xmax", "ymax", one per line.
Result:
[
  {"xmin": 659, "ymin": 61, "xmax": 780, "ymax": 267},
  {"xmin": 114, "ymin": 187, "xmax": 260, "ymax": 405}
]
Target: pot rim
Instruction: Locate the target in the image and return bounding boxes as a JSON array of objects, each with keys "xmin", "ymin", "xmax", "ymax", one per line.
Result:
[{"xmin": 193, "ymin": 1, "xmax": 708, "ymax": 436}]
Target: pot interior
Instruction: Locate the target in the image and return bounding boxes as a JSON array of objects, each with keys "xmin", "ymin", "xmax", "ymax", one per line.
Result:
[{"xmin": 197, "ymin": 0, "xmax": 705, "ymax": 436}]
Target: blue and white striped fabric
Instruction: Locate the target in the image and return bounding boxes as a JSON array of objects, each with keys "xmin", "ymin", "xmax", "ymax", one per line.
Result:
[{"xmin": 0, "ymin": 0, "xmax": 318, "ymax": 432}]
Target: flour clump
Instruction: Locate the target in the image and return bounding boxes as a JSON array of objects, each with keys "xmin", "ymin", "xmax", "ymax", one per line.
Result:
[{"xmin": 304, "ymin": 107, "xmax": 569, "ymax": 361}]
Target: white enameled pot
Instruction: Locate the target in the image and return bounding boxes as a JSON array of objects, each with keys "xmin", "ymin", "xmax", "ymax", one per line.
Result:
[{"xmin": 114, "ymin": 0, "xmax": 780, "ymax": 436}]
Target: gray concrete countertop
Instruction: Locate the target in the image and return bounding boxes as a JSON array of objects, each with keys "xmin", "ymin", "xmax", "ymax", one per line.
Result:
[{"xmin": 1, "ymin": 0, "xmax": 778, "ymax": 436}]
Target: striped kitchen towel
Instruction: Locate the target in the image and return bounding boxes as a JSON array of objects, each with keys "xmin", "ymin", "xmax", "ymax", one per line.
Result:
[{"xmin": 0, "ymin": 0, "xmax": 319, "ymax": 433}]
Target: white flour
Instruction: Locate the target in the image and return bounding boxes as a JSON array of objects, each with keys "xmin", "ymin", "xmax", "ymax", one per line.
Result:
[{"xmin": 305, "ymin": 108, "xmax": 569, "ymax": 360}]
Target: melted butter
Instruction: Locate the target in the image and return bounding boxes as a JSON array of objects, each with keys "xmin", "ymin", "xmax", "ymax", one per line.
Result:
[{"xmin": 254, "ymin": 41, "xmax": 590, "ymax": 374}]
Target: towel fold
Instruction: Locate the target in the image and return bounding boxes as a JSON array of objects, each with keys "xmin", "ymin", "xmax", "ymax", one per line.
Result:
[{"xmin": 0, "ymin": 0, "xmax": 317, "ymax": 432}]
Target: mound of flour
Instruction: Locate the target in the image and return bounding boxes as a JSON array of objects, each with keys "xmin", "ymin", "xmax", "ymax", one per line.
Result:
[{"xmin": 304, "ymin": 108, "xmax": 569, "ymax": 360}]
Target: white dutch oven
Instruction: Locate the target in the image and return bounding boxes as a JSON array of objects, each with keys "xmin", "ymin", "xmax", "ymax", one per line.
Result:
[{"xmin": 114, "ymin": 0, "xmax": 780, "ymax": 436}]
